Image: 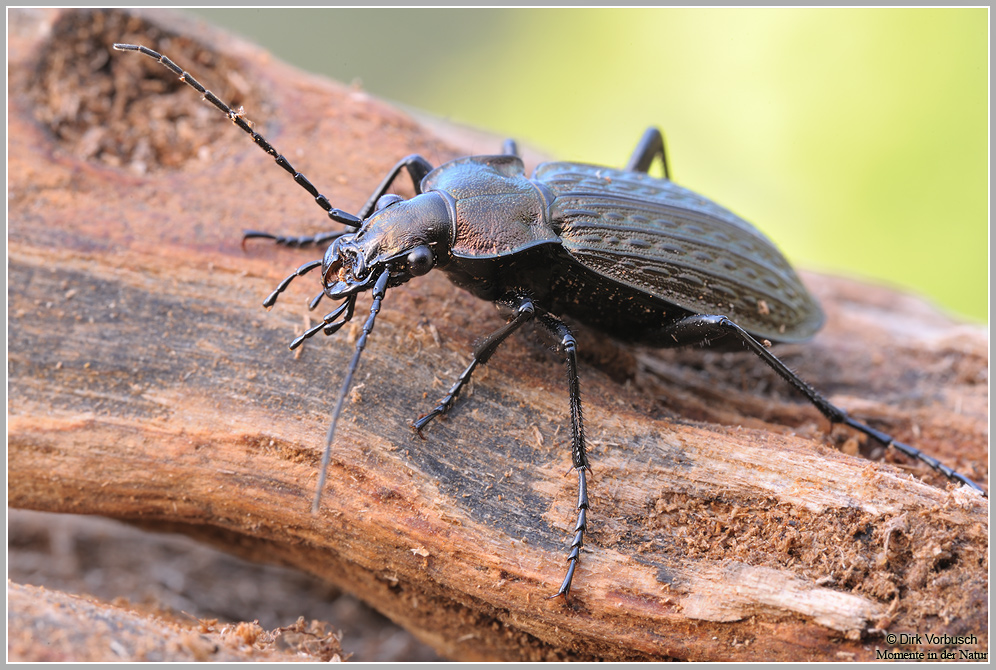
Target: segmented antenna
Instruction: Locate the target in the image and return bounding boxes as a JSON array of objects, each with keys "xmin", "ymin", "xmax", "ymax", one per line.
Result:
[
  {"xmin": 313, "ymin": 269, "xmax": 391, "ymax": 512},
  {"xmin": 113, "ymin": 44, "xmax": 362, "ymax": 228}
]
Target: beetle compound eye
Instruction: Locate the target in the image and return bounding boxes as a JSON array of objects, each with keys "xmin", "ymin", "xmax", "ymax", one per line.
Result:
[
  {"xmin": 407, "ymin": 245, "xmax": 434, "ymax": 276},
  {"xmin": 375, "ymin": 194, "xmax": 403, "ymax": 211}
]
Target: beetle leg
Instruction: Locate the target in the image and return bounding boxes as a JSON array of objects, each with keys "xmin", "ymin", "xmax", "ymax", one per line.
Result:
[
  {"xmin": 502, "ymin": 139, "xmax": 519, "ymax": 157},
  {"xmin": 242, "ymin": 229, "xmax": 348, "ymax": 251},
  {"xmin": 537, "ymin": 312, "xmax": 591, "ymax": 473},
  {"xmin": 535, "ymin": 312, "xmax": 591, "ymax": 600},
  {"xmin": 663, "ymin": 314, "xmax": 987, "ymax": 496},
  {"xmin": 412, "ymin": 294, "xmax": 535, "ymax": 435},
  {"xmin": 356, "ymin": 155, "xmax": 435, "ymax": 219},
  {"xmin": 625, "ymin": 127, "xmax": 671, "ymax": 180}
]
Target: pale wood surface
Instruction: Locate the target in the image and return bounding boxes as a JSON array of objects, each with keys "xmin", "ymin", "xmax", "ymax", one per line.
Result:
[
  {"xmin": 8, "ymin": 9, "xmax": 988, "ymax": 662},
  {"xmin": 6, "ymin": 581, "xmax": 345, "ymax": 662}
]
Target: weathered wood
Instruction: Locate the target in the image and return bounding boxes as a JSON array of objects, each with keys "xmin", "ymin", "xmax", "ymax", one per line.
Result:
[
  {"xmin": 7, "ymin": 582, "xmax": 344, "ymax": 662},
  {"xmin": 8, "ymin": 8, "xmax": 988, "ymax": 662},
  {"xmin": 6, "ymin": 507, "xmax": 437, "ymax": 661}
]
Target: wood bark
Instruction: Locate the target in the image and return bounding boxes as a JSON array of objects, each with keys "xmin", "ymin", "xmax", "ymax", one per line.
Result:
[
  {"xmin": 6, "ymin": 581, "xmax": 344, "ymax": 662},
  {"xmin": 8, "ymin": 9, "xmax": 988, "ymax": 662}
]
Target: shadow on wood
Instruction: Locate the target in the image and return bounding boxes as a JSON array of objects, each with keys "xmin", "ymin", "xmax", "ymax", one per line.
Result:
[{"xmin": 8, "ymin": 8, "xmax": 988, "ymax": 662}]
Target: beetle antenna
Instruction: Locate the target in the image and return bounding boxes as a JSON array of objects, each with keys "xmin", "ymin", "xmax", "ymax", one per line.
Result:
[
  {"xmin": 112, "ymin": 44, "xmax": 362, "ymax": 229},
  {"xmin": 312, "ymin": 269, "xmax": 391, "ymax": 512}
]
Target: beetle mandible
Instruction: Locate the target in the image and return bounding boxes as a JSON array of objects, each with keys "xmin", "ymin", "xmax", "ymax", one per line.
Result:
[{"xmin": 114, "ymin": 43, "xmax": 987, "ymax": 599}]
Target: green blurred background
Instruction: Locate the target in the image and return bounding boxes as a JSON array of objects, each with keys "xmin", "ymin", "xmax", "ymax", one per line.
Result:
[{"xmin": 188, "ymin": 8, "xmax": 987, "ymax": 323}]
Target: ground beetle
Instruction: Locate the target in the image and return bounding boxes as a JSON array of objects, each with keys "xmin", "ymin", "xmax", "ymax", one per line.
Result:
[{"xmin": 114, "ymin": 43, "xmax": 987, "ymax": 600}]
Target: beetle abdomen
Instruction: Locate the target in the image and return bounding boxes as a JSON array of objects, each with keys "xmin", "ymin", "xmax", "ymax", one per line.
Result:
[{"xmin": 536, "ymin": 163, "xmax": 824, "ymax": 342}]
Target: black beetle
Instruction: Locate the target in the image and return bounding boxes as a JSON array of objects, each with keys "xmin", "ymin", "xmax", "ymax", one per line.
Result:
[{"xmin": 114, "ymin": 43, "xmax": 987, "ymax": 599}]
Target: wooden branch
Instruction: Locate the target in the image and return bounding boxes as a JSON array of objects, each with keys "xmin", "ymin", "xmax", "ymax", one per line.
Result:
[
  {"xmin": 7, "ymin": 582, "xmax": 344, "ymax": 662},
  {"xmin": 9, "ymin": 9, "xmax": 988, "ymax": 662}
]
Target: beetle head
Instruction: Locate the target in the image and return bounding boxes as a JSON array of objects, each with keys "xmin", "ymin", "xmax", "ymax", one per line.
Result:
[{"xmin": 321, "ymin": 192, "xmax": 453, "ymax": 299}]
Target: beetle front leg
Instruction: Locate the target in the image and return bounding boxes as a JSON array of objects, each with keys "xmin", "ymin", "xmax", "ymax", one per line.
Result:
[
  {"xmin": 412, "ymin": 294, "xmax": 535, "ymax": 434},
  {"xmin": 242, "ymin": 229, "xmax": 348, "ymax": 250},
  {"xmin": 355, "ymin": 155, "xmax": 435, "ymax": 219},
  {"xmin": 244, "ymin": 156, "xmax": 435, "ymax": 251},
  {"xmin": 663, "ymin": 314, "xmax": 987, "ymax": 496}
]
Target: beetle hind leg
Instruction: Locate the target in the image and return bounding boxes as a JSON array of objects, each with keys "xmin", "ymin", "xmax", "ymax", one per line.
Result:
[{"xmin": 663, "ymin": 314, "xmax": 987, "ymax": 496}]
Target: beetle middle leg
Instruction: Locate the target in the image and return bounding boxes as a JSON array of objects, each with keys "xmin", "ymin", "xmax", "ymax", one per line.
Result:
[
  {"xmin": 536, "ymin": 312, "xmax": 591, "ymax": 600},
  {"xmin": 414, "ymin": 297, "xmax": 594, "ymax": 598},
  {"xmin": 625, "ymin": 127, "xmax": 671, "ymax": 180},
  {"xmin": 663, "ymin": 314, "xmax": 987, "ymax": 496}
]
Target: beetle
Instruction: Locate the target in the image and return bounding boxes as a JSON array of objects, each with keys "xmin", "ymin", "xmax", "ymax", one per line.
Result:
[{"xmin": 114, "ymin": 43, "xmax": 987, "ymax": 599}]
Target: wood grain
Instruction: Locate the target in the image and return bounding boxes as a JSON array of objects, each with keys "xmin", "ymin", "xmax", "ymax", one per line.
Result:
[{"xmin": 8, "ymin": 9, "xmax": 988, "ymax": 662}]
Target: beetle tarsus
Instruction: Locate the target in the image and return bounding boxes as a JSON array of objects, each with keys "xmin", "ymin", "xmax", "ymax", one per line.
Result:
[
  {"xmin": 413, "ymin": 294, "xmax": 536, "ymax": 432},
  {"xmin": 411, "ymin": 419, "xmax": 429, "ymax": 440},
  {"xmin": 549, "ymin": 466, "xmax": 590, "ymax": 600},
  {"xmin": 243, "ymin": 229, "xmax": 348, "ymax": 249},
  {"xmin": 842, "ymin": 417, "xmax": 987, "ymax": 497},
  {"xmin": 661, "ymin": 313, "xmax": 987, "ymax": 496},
  {"xmin": 289, "ymin": 296, "xmax": 357, "ymax": 350}
]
